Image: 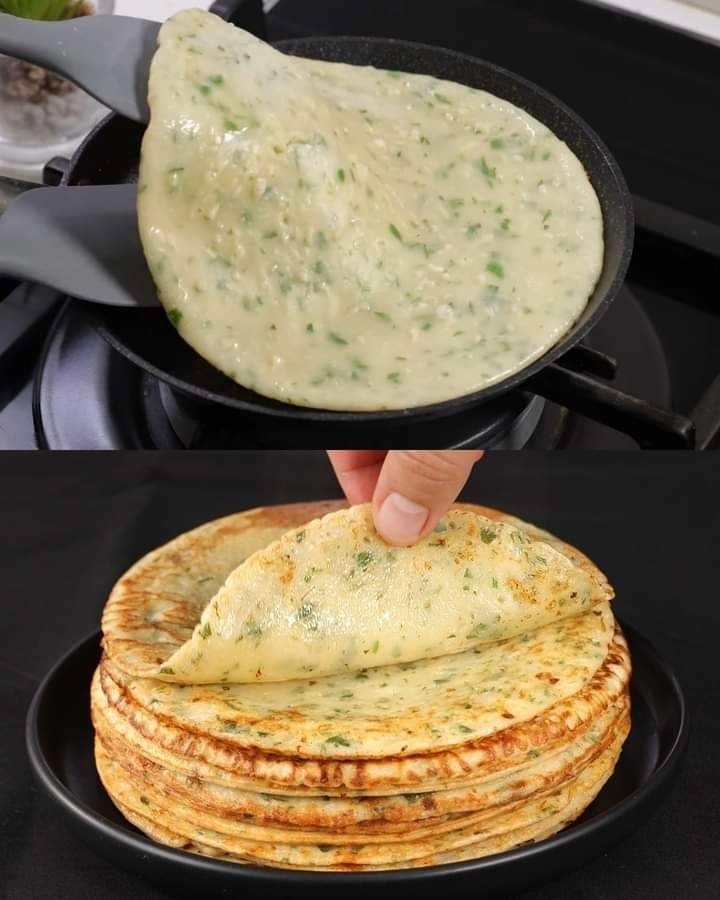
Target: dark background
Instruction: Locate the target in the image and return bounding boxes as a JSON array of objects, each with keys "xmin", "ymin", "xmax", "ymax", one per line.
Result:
[
  {"xmin": 1, "ymin": 451, "xmax": 719, "ymax": 898},
  {"xmin": 268, "ymin": 0, "xmax": 720, "ymax": 227}
]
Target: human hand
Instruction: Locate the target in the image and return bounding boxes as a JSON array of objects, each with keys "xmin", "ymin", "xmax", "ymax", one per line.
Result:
[{"xmin": 327, "ymin": 450, "xmax": 484, "ymax": 546}]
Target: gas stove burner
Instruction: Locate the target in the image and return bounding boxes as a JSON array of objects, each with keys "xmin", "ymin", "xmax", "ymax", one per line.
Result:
[
  {"xmin": 155, "ymin": 381, "xmax": 548, "ymax": 449},
  {"xmin": 33, "ymin": 286, "xmax": 670, "ymax": 450}
]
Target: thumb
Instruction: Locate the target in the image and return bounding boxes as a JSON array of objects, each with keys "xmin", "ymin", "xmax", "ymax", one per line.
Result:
[{"xmin": 372, "ymin": 450, "xmax": 484, "ymax": 545}]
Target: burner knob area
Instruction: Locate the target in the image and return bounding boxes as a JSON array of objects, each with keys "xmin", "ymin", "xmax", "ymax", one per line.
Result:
[{"xmin": 43, "ymin": 158, "xmax": 70, "ymax": 187}]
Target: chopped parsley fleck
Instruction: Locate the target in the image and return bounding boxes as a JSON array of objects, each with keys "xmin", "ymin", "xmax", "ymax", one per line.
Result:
[
  {"xmin": 466, "ymin": 623, "xmax": 487, "ymax": 639},
  {"xmin": 159, "ymin": 666, "xmax": 174, "ymax": 675},
  {"xmin": 336, "ymin": 168, "xmax": 346, "ymax": 183},
  {"xmin": 217, "ymin": 718, "xmax": 241, "ymax": 733},
  {"xmin": 356, "ymin": 550, "xmax": 375, "ymax": 570},
  {"xmin": 476, "ymin": 156, "xmax": 497, "ymax": 185},
  {"xmin": 490, "ymin": 137, "xmax": 505, "ymax": 149},
  {"xmin": 244, "ymin": 618, "xmax": 263, "ymax": 639},
  {"xmin": 458, "ymin": 724, "xmax": 473, "ymax": 733},
  {"xmin": 328, "ymin": 332, "xmax": 348, "ymax": 345},
  {"xmin": 167, "ymin": 308, "xmax": 183, "ymax": 328},
  {"xmin": 199, "ymin": 622, "xmax": 212, "ymax": 639},
  {"xmin": 370, "ymin": 639, "xmax": 380, "ymax": 653},
  {"xmin": 325, "ymin": 734, "xmax": 351, "ymax": 747},
  {"xmin": 387, "ymin": 372, "xmax": 401, "ymax": 382},
  {"xmin": 297, "ymin": 601, "xmax": 318, "ymax": 628},
  {"xmin": 306, "ymin": 323, "xmax": 314, "ymax": 333},
  {"xmin": 208, "ymin": 74, "xmax": 224, "ymax": 85},
  {"xmin": 466, "ymin": 223, "xmax": 482, "ymax": 237},
  {"xmin": 295, "ymin": 529, "xmax": 306, "ymax": 542},
  {"xmin": 480, "ymin": 527, "xmax": 498, "ymax": 543},
  {"xmin": 389, "ymin": 223, "xmax": 403, "ymax": 241},
  {"xmin": 224, "ymin": 118, "xmax": 238, "ymax": 131},
  {"xmin": 486, "ymin": 260, "xmax": 505, "ymax": 279}
]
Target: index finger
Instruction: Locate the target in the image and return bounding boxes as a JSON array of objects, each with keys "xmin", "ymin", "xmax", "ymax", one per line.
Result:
[{"xmin": 326, "ymin": 450, "xmax": 388, "ymax": 505}]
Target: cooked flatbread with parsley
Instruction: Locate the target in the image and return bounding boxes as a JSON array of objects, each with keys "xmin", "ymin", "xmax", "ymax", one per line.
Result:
[
  {"xmin": 110, "ymin": 504, "xmax": 612, "ymax": 685},
  {"xmin": 94, "ymin": 500, "xmax": 630, "ymax": 872}
]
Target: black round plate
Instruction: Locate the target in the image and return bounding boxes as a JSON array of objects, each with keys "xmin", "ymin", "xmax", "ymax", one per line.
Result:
[{"xmin": 26, "ymin": 626, "xmax": 687, "ymax": 899}]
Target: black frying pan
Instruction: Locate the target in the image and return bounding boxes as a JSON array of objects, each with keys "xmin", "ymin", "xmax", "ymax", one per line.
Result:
[{"xmin": 59, "ymin": 36, "xmax": 637, "ymax": 427}]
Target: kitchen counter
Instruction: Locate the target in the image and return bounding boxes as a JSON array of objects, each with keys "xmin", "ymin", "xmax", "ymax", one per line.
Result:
[{"xmin": 1, "ymin": 451, "xmax": 718, "ymax": 899}]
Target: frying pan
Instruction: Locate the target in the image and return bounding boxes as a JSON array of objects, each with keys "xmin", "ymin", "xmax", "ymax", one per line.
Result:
[
  {"xmin": 52, "ymin": 36, "xmax": 632, "ymax": 427},
  {"xmin": 9, "ymin": 18, "xmax": 690, "ymax": 442}
]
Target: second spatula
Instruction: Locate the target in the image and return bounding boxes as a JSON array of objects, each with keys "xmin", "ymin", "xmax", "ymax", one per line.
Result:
[{"xmin": 0, "ymin": 183, "xmax": 158, "ymax": 307}]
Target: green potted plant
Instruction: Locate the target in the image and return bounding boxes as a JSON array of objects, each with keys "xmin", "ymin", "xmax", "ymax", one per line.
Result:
[
  {"xmin": 0, "ymin": 1, "xmax": 87, "ymax": 19},
  {"xmin": 0, "ymin": 0, "xmax": 114, "ymax": 180}
]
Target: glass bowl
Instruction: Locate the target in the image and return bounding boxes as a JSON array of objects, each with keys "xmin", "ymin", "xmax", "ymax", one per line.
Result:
[{"xmin": 0, "ymin": 0, "xmax": 115, "ymax": 181}]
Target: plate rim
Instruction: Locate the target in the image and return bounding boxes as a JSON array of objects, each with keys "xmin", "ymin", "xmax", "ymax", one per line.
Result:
[{"xmin": 25, "ymin": 623, "xmax": 688, "ymax": 886}]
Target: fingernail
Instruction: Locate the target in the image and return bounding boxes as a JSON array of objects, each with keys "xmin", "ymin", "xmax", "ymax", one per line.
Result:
[{"xmin": 376, "ymin": 493, "xmax": 429, "ymax": 545}]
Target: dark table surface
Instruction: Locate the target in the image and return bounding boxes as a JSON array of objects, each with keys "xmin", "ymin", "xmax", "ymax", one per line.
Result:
[{"xmin": 1, "ymin": 451, "xmax": 719, "ymax": 899}]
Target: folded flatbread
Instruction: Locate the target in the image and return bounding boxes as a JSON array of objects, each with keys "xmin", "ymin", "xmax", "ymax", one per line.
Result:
[{"xmin": 157, "ymin": 504, "xmax": 612, "ymax": 684}]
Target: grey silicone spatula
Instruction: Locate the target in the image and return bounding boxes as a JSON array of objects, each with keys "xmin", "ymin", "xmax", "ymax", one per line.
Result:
[
  {"xmin": 0, "ymin": 13, "xmax": 160, "ymax": 122},
  {"xmin": 0, "ymin": 183, "xmax": 158, "ymax": 307}
]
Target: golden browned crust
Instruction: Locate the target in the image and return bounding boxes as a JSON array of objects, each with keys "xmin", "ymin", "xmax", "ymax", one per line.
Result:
[
  {"xmin": 92, "ymin": 624, "xmax": 630, "ymax": 792},
  {"xmin": 94, "ymin": 698, "xmax": 626, "ymax": 831},
  {"xmin": 96, "ymin": 719, "xmax": 628, "ymax": 869},
  {"xmin": 101, "ymin": 501, "xmax": 347, "ymax": 674}
]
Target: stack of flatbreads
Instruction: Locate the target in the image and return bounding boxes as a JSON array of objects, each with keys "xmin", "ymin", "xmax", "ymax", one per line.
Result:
[{"xmin": 92, "ymin": 501, "xmax": 631, "ymax": 871}]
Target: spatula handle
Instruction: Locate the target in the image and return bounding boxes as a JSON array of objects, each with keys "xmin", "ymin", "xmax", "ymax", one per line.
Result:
[
  {"xmin": 0, "ymin": 12, "xmax": 93, "ymax": 77},
  {"xmin": 0, "ymin": 13, "xmax": 159, "ymax": 122}
]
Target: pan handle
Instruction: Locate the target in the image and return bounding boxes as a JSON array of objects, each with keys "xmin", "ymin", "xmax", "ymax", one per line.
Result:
[{"xmin": 526, "ymin": 364, "xmax": 695, "ymax": 448}]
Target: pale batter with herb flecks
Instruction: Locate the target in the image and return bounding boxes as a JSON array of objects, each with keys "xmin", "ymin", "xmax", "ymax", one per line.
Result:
[{"xmin": 138, "ymin": 9, "xmax": 603, "ymax": 410}]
